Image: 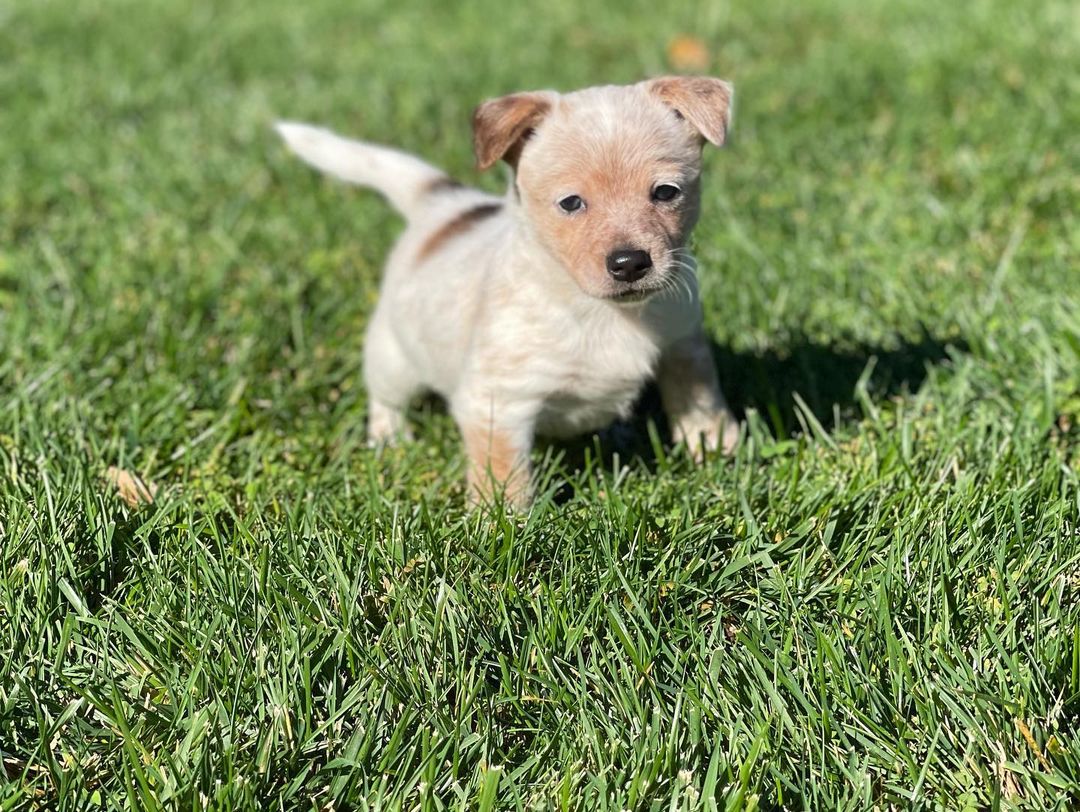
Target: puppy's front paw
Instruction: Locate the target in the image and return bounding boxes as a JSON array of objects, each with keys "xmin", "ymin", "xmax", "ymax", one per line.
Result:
[
  {"xmin": 462, "ymin": 422, "xmax": 533, "ymax": 510},
  {"xmin": 674, "ymin": 410, "xmax": 740, "ymax": 462},
  {"xmin": 466, "ymin": 476, "xmax": 533, "ymax": 512}
]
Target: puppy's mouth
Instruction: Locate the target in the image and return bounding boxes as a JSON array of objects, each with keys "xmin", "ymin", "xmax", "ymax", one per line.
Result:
[
  {"xmin": 605, "ymin": 277, "xmax": 670, "ymax": 304},
  {"xmin": 610, "ymin": 287, "xmax": 658, "ymax": 304}
]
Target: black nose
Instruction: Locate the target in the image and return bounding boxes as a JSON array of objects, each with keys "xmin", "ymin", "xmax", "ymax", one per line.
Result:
[{"xmin": 605, "ymin": 249, "xmax": 653, "ymax": 282}]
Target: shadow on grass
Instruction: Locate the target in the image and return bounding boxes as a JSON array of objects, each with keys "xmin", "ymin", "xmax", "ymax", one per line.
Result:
[
  {"xmin": 551, "ymin": 328, "xmax": 966, "ymax": 474},
  {"xmin": 711, "ymin": 329, "xmax": 967, "ymax": 437}
]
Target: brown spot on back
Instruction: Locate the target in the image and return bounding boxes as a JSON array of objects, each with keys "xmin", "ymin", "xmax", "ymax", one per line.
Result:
[
  {"xmin": 416, "ymin": 203, "xmax": 501, "ymax": 262},
  {"xmin": 423, "ymin": 175, "xmax": 466, "ymax": 195}
]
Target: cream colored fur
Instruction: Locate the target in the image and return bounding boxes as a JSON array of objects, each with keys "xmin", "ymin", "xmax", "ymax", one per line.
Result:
[{"xmin": 276, "ymin": 77, "xmax": 739, "ymax": 507}]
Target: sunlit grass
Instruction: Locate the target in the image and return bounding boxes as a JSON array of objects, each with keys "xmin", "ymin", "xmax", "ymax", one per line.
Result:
[{"xmin": 1, "ymin": 0, "xmax": 1079, "ymax": 807}]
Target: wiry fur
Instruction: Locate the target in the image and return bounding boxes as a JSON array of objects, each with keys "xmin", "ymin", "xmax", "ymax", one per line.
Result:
[{"xmin": 276, "ymin": 77, "xmax": 739, "ymax": 507}]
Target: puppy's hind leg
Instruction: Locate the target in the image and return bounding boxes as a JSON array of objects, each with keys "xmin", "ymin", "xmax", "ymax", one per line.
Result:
[
  {"xmin": 363, "ymin": 316, "xmax": 419, "ymax": 447},
  {"xmin": 367, "ymin": 399, "xmax": 411, "ymax": 447}
]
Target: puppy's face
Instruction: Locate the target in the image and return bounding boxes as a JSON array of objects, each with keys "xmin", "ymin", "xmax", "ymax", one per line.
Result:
[{"xmin": 474, "ymin": 77, "xmax": 733, "ymax": 302}]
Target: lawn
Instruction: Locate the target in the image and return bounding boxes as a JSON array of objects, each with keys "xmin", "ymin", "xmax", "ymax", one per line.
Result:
[{"xmin": 1, "ymin": 0, "xmax": 1079, "ymax": 808}]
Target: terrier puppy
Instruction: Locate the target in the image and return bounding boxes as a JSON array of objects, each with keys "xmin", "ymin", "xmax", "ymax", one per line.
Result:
[{"xmin": 277, "ymin": 76, "xmax": 739, "ymax": 506}]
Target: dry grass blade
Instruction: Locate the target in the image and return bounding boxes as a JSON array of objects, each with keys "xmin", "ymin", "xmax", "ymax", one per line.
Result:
[
  {"xmin": 1015, "ymin": 718, "xmax": 1054, "ymax": 772},
  {"xmin": 105, "ymin": 466, "xmax": 157, "ymax": 507}
]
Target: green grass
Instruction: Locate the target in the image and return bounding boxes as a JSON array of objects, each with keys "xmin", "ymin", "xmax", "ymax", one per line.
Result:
[{"xmin": 2, "ymin": 0, "xmax": 1079, "ymax": 807}]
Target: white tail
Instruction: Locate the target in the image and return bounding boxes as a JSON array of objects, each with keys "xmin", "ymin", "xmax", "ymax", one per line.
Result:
[{"xmin": 275, "ymin": 121, "xmax": 447, "ymax": 219}]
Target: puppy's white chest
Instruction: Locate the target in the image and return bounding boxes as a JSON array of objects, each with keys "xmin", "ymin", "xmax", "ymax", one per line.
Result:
[{"xmin": 533, "ymin": 318, "xmax": 660, "ymax": 438}]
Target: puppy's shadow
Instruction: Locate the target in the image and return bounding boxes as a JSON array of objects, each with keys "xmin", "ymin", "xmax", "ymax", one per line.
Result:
[{"xmin": 551, "ymin": 328, "xmax": 966, "ymax": 477}]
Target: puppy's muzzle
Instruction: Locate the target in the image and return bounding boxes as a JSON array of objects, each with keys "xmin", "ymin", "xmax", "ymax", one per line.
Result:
[{"xmin": 606, "ymin": 249, "xmax": 653, "ymax": 283}]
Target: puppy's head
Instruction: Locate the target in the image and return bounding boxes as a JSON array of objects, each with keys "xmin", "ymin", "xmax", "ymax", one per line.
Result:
[{"xmin": 473, "ymin": 76, "xmax": 733, "ymax": 302}]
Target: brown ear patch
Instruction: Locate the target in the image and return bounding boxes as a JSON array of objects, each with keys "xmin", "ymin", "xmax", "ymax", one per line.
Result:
[
  {"xmin": 644, "ymin": 76, "xmax": 733, "ymax": 146},
  {"xmin": 416, "ymin": 203, "xmax": 502, "ymax": 262},
  {"xmin": 472, "ymin": 91, "xmax": 555, "ymax": 171}
]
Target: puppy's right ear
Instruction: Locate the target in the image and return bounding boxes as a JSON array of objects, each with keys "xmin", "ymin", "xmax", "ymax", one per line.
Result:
[{"xmin": 472, "ymin": 91, "xmax": 556, "ymax": 171}]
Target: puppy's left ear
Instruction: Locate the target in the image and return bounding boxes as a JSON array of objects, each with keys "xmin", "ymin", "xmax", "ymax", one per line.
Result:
[
  {"xmin": 643, "ymin": 76, "xmax": 734, "ymax": 147},
  {"xmin": 473, "ymin": 91, "xmax": 557, "ymax": 171}
]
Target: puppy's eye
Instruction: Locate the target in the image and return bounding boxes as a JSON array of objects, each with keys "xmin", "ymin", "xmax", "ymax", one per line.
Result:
[
  {"xmin": 557, "ymin": 195, "xmax": 585, "ymax": 213},
  {"xmin": 651, "ymin": 184, "xmax": 682, "ymax": 202}
]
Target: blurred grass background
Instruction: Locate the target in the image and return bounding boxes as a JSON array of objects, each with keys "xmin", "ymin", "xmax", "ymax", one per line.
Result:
[{"xmin": 1, "ymin": 0, "xmax": 1079, "ymax": 808}]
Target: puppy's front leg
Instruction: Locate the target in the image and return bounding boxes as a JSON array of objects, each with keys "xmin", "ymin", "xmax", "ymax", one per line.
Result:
[
  {"xmin": 658, "ymin": 331, "xmax": 739, "ymax": 460},
  {"xmin": 459, "ymin": 416, "xmax": 534, "ymax": 508}
]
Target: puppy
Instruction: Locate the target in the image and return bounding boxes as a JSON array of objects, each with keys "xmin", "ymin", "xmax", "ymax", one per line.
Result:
[{"xmin": 277, "ymin": 76, "xmax": 739, "ymax": 506}]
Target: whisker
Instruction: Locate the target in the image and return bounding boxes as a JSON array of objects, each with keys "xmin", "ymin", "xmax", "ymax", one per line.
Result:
[{"xmin": 658, "ymin": 249, "xmax": 700, "ymax": 305}]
